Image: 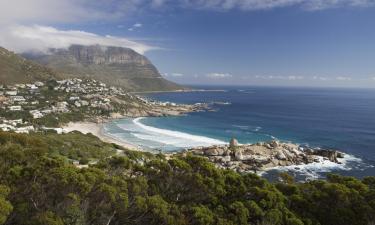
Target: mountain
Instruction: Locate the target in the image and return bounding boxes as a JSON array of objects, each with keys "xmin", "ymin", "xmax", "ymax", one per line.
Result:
[
  {"xmin": 0, "ymin": 47, "xmax": 61, "ymax": 85},
  {"xmin": 25, "ymin": 44, "xmax": 185, "ymax": 91}
]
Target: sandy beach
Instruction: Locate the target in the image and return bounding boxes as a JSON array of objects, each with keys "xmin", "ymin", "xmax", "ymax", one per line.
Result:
[{"xmin": 62, "ymin": 122, "xmax": 140, "ymax": 151}]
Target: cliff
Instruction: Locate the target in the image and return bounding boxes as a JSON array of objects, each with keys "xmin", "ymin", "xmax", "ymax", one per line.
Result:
[{"xmin": 25, "ymin": 44, "xmax": 185, "ymax": 91}]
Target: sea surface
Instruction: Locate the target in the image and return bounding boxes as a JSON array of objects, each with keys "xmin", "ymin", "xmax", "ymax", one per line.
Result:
[{"xmin": 104, "ymin": 86, "xmax": 375, "ymax": 180}]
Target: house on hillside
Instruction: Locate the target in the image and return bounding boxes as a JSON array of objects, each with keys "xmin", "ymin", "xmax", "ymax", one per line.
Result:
[
  {"xmin": 30, "ymin": 110, "xmax": 44, "ymax": 119},
  {"xmin": 15, "ymin": 126, "xmax": 35, "ymax": 134},
  {"xmin": 5, "ymin": 91, "xmax": 17, "ymax": 96},
  {"xmin": 10, "ymin": 96, "xmax": 26, "ymax": 102},
  {"xmin": 8, "ymin": 106, "xmax": 22, "ymax": 111},
  {"xmin": 34, "ymin": 82, "xmax": 44, "ymax": 87}
]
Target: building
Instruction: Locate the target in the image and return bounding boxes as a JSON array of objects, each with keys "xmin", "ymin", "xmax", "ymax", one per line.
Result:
[
  {"xmin": 9, "ymin": 106, "xmax": 22, "ymax": 111},
  {"xmin": 0, "ymin": 124, "xmax": 15, "ymax": 131},
  {"xmin": 15, "ymin": 126, "xmax": 35, "ymax": 134},
  {"xmin": 30, "ymin": 110, "xmax": 44, "ymax": 119},
  {"xmin": 26, "ymin": 84, "xmax": 38, "ymax": 90},
  {"xmin": 10, "ymin": 96, "xmax": 26, "ymax": 102},
  {"xmin": 69, "ymin": 96, "xmax": 80, "ymax": 101},
  {"xmin": 34, "ymin": 82, "xmax": 44, "ymax": 87},
  {"xmin": 5, "ymin": 91, "xmax": 17, "ymax": 96}
]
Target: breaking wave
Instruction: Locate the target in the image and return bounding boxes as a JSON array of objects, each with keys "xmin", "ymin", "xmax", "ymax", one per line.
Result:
[{"xmin": 109, "ymin": 117, "xmax": 226, "ymax": 151}]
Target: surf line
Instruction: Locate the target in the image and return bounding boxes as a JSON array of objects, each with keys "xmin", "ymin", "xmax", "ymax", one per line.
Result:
[{"xmin": 132, "ymin": 117, "xmax": 226, "ymax": 146}]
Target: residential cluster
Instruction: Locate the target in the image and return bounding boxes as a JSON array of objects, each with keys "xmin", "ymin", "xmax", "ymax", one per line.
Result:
[{"xmin": 0, "ymin": 78, "xmax": 146, "ymax": 133}]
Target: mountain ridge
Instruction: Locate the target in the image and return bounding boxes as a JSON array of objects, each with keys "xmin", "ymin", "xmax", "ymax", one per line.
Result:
[
  {"xmin": 0, "ymin": 47, "xmax": 62, "ymax": 85},
  {"xmin": 23, "ymin": 44, "xmax": 185, "ymax": 91}
]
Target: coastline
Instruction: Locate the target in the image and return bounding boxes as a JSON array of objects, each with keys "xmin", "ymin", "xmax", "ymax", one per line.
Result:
[
  {"xmin": 130, "ymin": 89, "xmax": 227, "ymax": 94},
  {"xmin": 62, "ymin": 121, "xmax": 140, "ymax": 151}
]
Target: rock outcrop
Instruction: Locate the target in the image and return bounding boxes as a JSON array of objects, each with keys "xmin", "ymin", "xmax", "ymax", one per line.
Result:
[{"xmin": 186, "ymin": 140, "xmax": 345, "ymax": 173}]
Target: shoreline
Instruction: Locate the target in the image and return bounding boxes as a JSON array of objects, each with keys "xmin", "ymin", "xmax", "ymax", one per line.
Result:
[
  {"xmin": 61, "ymin": 120, "xmax": 363, "ymax": 179},
  {"xmin": 62, "ymin": 121, "xmax": 140, "ymax": 151},
  {"xmin": 130, "ymin": 89, "xmax": 227, "ymax": 94}
]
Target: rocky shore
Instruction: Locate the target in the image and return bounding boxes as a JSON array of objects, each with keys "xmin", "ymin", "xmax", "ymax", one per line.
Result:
[{"xmin": 185, "ymin": 139, "xmax": 345, "ymax": 173}]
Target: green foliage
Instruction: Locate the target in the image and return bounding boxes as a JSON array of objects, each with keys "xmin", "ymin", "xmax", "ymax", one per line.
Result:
[
  {"xmin": 0, "ymin": 132, "xmax": 375, "ymax": 225},
  {"xmin": 0, "ymin": 131, "xmax": 117, "ymax": 161},
  {"xmin": 0, "ymin": 185, "xmax": 13, "ymax": 225}
]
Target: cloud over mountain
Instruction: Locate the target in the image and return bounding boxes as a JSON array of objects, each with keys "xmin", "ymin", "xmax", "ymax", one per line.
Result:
[{"xmin": 0, "ymin": 25, "xmax": 156, "ymax": 54}]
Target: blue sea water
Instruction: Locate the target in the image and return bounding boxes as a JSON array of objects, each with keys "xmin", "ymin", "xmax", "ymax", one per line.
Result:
[{"xmin": 104, "ymin": 86, "xmax": 375, "ymax": 179}]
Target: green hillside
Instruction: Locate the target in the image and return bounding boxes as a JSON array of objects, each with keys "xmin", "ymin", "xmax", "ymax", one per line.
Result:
[{"xmin": 0, "ymin": 47, "xmax": 61, "ymax": 85}]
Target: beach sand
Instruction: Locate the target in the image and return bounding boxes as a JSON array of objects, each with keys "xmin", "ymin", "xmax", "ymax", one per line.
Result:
[{"xmin": 62, "ymin": 122, "xmax": 140, "ymax": 150}]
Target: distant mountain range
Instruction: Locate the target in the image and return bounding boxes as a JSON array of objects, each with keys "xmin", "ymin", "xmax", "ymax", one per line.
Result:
[{"xmin": 0, "ymin": 45, "xmax": 185, "ymax": 91}]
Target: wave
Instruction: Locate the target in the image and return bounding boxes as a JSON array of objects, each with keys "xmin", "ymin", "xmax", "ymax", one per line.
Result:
[
  {"xmin": 262, "ymin": 153, "xmax": 364, "ymax": 180},
  {"xmin": 232, "ymin": 124, "xmax": 262, "ymax": 132},
  {"xmin": 113, "ymin": 118, "xmax": 226, "ymax": 150}
]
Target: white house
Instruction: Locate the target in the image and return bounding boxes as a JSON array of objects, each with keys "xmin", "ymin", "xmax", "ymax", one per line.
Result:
[
  {"xmin": 0, "ymin": 124, "xmax": 15, "ymax": 131},
  {"xmin": 6, "ymin": 91, "xmax": 17, "ymax": 96},
  {"xmin": 10, "ymin": 96, "xmax": 26, "ymax": 102},
  {"xmin": 9, "ymin": 106, "xmax": 22, "ymax": 111},
  {"xmin": 26, "ymin": 84, "xmax": 38, "ymax": 90},
  {"xmin": 34, "ymin": 82, "xmax": 44, "ymax": 87},
  {"xmin": 69, "ymin": 96, "xmax": 80, "ymax": 101},
  {"xmin": 30, "ymin": 110, "xmax": 44, "ymax": 119},
  {"xmin": 15, "ymin": 126, "xmax": 35, "ymax": 134}
]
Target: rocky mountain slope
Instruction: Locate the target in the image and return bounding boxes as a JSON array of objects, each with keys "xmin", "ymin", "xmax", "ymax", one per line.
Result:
[
  {"xmin": 25, "ymin": 44, "xmax": 185, "ymax": 91},
  {"xmin": 0, "ymin": 47, "xmax": 61, "ymax": 85}
]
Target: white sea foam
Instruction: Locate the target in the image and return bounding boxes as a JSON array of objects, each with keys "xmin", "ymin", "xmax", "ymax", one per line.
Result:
[
  {"xmin": 115, "ymin": 118, "xmax": 226, "ymax": 149},
  {"xmin": 262, "ymin": 153, "xmax": 363, "ymax": 180},
  {"xmin": 233, "ymin": 125, "xmax": 262, "ymax": 132}
]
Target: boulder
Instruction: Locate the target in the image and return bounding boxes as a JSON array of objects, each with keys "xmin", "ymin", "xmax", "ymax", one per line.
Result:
[
  {"xmin": 270, "ymin": 140, "xmax": 280, "ymax": 148},
  {"xmin": 204, "ymin": 147, "xmax": 224, "ymax": 156},
  {"xmin": 234, "ymin": 149, "xmax": 244, "ymax": 161},
  {"xmin": 314, "ymin": 149, "xmax": 339, "ymax": 163},
  {"xmin": 230, "ymin": 138, "xmax": 239, "ymax": 148},
  {"xmin": 275, "ymin": 151, "xmax": 287, "ymax": 160}
]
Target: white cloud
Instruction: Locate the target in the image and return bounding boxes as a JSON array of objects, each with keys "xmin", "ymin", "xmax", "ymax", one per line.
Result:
[
  {"xmin": 0, "ymin": 25, "xmax": 157, "ymax": 54},
  {"xmin": 336, "ymin": 76, "xmax": 352, "ymax": 81},
  {"xmin": 371, "ymin": 77, "xmax": 375, "ymax": 81},
  {"xmin": 128, "ymin": 22, "xmax": 143, "ymax": 32},
  {"xmin": 206, "ymin": 73, "xmax": 233, "ymax": 78},
  {"xmin": 255, "ymin": 75, "xmax": 304, "ymax": 80},
  {"xmin": 0, "ymin": 0, "xmax": 137, "ymax": 25},
  {"xmin": 152, "ymin": 0, "xmax": 375, "ymax": 11},
  {"xmin": 287, "ymin": 75, "xmax": 304, "ymax": 80},
  {"xmin": 1, "ymin": 0, "xmax": 372, "ymax": 27},
  {"xmin": 312, "ymin": 76, "xmax": 330, "ymax": 81}
]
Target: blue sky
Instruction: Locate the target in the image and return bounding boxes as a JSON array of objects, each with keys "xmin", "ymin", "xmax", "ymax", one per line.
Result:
[{"xmin": 1, "ymin": 0, "xmax": 375, "ymax": 87}]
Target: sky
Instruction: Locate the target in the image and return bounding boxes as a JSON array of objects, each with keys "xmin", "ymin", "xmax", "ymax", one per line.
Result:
[{"xmin": 0, "ymin": 0, "xmax": 375, "ymax": 87}]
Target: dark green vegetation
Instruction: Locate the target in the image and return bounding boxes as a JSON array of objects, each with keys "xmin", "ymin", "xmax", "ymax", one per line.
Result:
[
  {"xmin": 24, "ymin": 45, "xmax": 185, "ymax": 91},
  {"xmin": 0, "ymin": 47, "xmax": 61, "ymax": 85},
  {"xmin": 0, "ymin": 132, "xmax": 375, "ymax": 225},
  {"xmin": 0, "ymin": 131, "xmax": 118, "ymax": 162}
]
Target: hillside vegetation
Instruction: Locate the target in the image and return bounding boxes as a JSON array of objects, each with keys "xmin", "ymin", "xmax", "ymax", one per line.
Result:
[
  {"xmin": 0, "ymin": 131, "xmax": 374, "ymax": 225},
  {"xmin": 0, "ymin": 47, "xmax": 61, "ymax": 85}
]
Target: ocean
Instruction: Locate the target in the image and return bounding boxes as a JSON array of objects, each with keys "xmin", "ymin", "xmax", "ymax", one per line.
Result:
[{"xmin": 104, "ymin": 86, "xmax": 375, "ymax": 180}]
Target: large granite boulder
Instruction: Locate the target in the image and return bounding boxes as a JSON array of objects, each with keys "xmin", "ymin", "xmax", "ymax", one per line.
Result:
[{"xmin": 204, "ymin": 147, "xmax": 225, "ymax": 156}]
